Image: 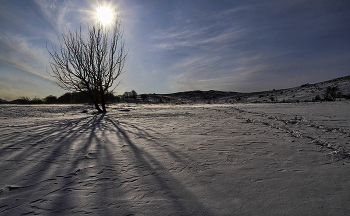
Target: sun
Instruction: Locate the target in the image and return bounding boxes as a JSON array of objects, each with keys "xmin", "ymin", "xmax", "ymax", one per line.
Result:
[{"xmin": 97, "ymin": 6, "xmax": 114, "ymax": 25}]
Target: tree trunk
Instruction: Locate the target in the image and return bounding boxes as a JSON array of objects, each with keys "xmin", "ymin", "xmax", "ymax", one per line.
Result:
[
  {"xmin": 87, "ymin": 90, "xmax": 104, "ymax": 113},
  {"xmin": 93, "ymin": 102, "xmax": 103, "ymax": 113},
  {"xmin": 102, "ymin": 103, "xmax": 106, "ymax": 113},
  {"xmin": 100, "ymin": 91, "xmax": 107, "ymax": 113}
]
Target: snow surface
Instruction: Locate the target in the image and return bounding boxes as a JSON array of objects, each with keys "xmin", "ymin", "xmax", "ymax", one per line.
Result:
[{"xmin": 0, "ymin": 103, "xmax": 349, "ymax": 215}]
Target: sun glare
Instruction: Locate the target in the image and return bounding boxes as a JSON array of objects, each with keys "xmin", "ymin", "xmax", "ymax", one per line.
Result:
[{"xmin": 97, "ymin": 6, "xmax": 114, "ymax": 25}]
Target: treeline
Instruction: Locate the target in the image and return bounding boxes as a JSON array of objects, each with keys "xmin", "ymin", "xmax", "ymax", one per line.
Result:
[{"xmin": 12, "ymin": 90, "xmax": 140, "ymax": 104}]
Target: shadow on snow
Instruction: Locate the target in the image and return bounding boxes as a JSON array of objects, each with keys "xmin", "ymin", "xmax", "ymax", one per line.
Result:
[{"xmin": 0, "ymin": 113, "xmax": 211, "ymax": 215}]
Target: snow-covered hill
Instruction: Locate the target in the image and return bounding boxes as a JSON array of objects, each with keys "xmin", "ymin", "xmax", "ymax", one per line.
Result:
[
  {"xmin": 141, "ymin": 75, "xmax": 350, "ymax": 104},
  {"xmin": 236, "ymin": 75, "xmax": 350, "ymax": 103},
  {"xmin": 154, "ymin": 75, "xmax": 350, "ymax": 104}
]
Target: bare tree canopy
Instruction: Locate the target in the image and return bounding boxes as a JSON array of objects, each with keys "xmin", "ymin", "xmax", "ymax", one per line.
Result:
[{"xmin": 48, "ymin": 17, "xmax": 126, "ymax": 113}]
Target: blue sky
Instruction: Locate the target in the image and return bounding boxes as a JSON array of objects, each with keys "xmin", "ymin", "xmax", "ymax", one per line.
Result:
[{"xmin": 0, "ymin": 0, "xmax": 349, "ymax": 100}]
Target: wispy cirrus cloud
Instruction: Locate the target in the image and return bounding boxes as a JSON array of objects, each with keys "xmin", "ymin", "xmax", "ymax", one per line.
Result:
[
  {"xmin": 167, "ymin": 52, "xmax": 287, "ymax": 92},
  {"xmin": 0, "ymin": 1, "xmax": 64, "ymax": 82},
  {"xmin": 149, "ymin": 5, "xmax": 251, "ymax": 52},
  {"xmin": 33, "ymin": 0, "xmax": 80, "ymax": 33},
  {"xmin": 0, "ymin": 33, "xmax": 55, "ymax": 82},
  {"xmin": 151, "ymin": 23, "xmax": 246, "ymax": 52}
]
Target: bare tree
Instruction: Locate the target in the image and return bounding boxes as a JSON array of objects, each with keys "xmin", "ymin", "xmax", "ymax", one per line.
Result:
[{"xmin": 48, "ymin": 18, "xmax": 126, "ymax": 113}]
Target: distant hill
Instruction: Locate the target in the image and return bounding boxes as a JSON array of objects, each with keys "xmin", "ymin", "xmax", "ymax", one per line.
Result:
[
  {"xmin": 234, "ymin": 75, "xmax": 350, "ymax": 103},
  {"xmin": 143, "ymin": 75, "xmax": 350, "ymax": 104},
  {"xmin": 0, "ymin": 98, "xmax": 8, "ymax": 104},
  {"xmin": 163, "ymin": 90, "xmax": 238, "ymax": 103},
  {"xmin": 0, "ymin": 99, "xmax": 39, "ymax": 104},
  {"xmin": 9, "ymin": 99, "xmax": 28, "ymax": 104}
]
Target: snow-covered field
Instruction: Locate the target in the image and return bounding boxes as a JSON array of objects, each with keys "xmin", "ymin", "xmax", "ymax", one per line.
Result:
[{"xmin": 0, "ymin": 102, "xmax": 349, "ymax": 215}]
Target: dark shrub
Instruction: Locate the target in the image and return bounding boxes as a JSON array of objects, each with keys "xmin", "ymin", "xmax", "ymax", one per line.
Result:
[
  {"xmin": 313, "ymin": 95, "xmax": 321, "ymax": 102},
  {"xmin": 45, "ymin": 95, "xmax": 57, "ymax": 104},
  {"xmin": 324, "ymin": 86, "xmax": 338, "ymax": 101}
]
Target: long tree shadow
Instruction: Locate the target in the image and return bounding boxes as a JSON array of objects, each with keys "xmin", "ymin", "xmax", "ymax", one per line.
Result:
[
  {"xmin": 0, "ymin": 113, "xmax": 132, "ymax": 215},
  {"xmin": 0, "ymin": 112, "xmax": 212, "ymax": 215},
  {"xmin": 104, "ymin": 116, "xmax": 212, "ymax": 215}
]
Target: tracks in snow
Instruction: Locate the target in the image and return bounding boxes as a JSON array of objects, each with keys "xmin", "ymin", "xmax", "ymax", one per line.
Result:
[{"xmin": 223, "ymin": 106, "xmax": 350, "ymax": 161}]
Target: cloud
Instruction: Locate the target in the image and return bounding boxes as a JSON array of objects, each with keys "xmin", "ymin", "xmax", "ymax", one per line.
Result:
[
  {"xmin": 168, "ymin": 56, "xmax": 284, "ymax": 92},
  {"xmin": 33, "ymin": 0, "xmax": 73, "ymax": 34},
  {"xmin": 151, "ymin": 24, "xmax": 246, "ymax": 53},
  {"xmin": 0, "ymin": 33, "xmax": 54, "ymax": 82},
  {"xmin": 148, "ymin": 4, "xmax": 250, "ymax": 53},
  {"xmin": 32, "ymin": 0, "xmax": 99, "ymax": 37}
]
